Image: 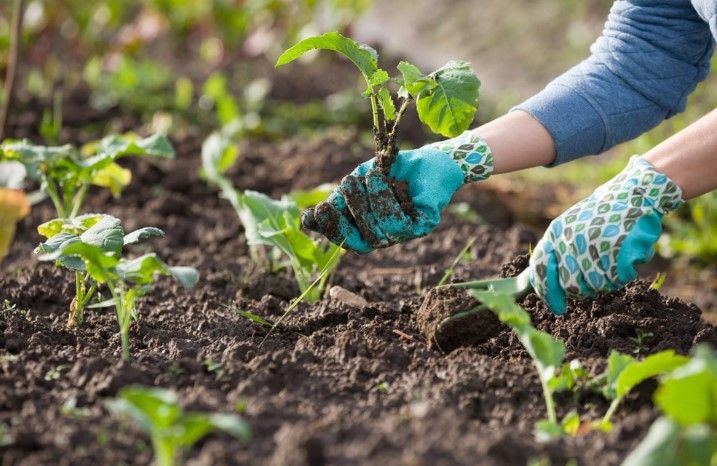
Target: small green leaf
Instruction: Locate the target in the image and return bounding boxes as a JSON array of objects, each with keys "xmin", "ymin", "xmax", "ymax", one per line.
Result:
[
  {"xmin": 377, "ymin": 87, "xmax": 396, "ymax": 121},
  {"xmin": 287, "ymin": 184, "xmax": 334, "ymax": 209},
  {"xmin": 201, "ymin": 131, "xmax": 239, "ymax": 182},
  {"xmin": 91, "ymin": 162, "xmax": 131, "ymax": 197},
  {"xmin": 238, "ymin": 310, "xmax": 273, "ymax": 327},
  {"xmin": 168, "ymin": 266, "xmax": 199, "ymax": 289},
  {"xmin": 615, "ymin": 350, "xmax": 689, "ymax": 398},
  {"xmin": 561, "ymin": 411, "xmax": 581, "ymax": 436},
  {"xmin": 415, "ymin": 60, "xmax": 479, "ymax": 137},
  {"xmin": 397, "ymin": 61, "xmax": 433, "ymax": 96},
  {"xmin": 37, "ymin": 219, "xmax": 65, "ymax": 239},
  {"xmin": 41, "ymin": 242, "xmax": 119, "ymax": 283},
  {"xmin": 79, "ymin": 215, "xmax": 124, "ymax": 255},
  {"xmin": 123, "ymin": 227, "xmax": 165, "ymax": 246},
  {"xmin": 276, "ymin": 32, "xmax": 381, "ymax": 86},
  {"xmin": 602, "ymin": 350, "xmax": 636, "ymax": 399},
  {"xmin": 621, "ymin": 417, "xmax": 715, "ymax": 466},
  {"xmin": 96, "ymin": 134, "xmax": 175, "ymax": 159},
  {"xmin": 534, "ymin": 419, "xmax": 564, "ymax": 442},
  {"xmin": 368, "ymin": 69, "xmax": 390, "ymax": 88},
  {"xmin": 208, "ymin": 413, "xmax": 251, "ymax": 442}
]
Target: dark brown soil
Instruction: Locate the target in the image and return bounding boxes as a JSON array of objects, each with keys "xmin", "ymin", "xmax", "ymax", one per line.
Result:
[{"xmin": 2, "ymin": 99, "xmax": 716, "ymax": 466}]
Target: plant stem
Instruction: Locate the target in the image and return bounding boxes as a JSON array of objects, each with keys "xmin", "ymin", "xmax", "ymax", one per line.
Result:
[
  {"xmin": 153, "ymin": 437, "xmax": 177, "ymax": 466},
  {"xmin": 0, "ymin": 0, "xmax": 25, "ymax": 141},
  {"xmin": 45, "ymin": 178, "xmax": 67, "ymax": 218},
  {"xmin": 110, "ymin": 286, "xmax": 131, "ymax": 360},
  {"xmin": 369, "ymin": 92, "xmax": 380, "ymax": 133},
  {"xmin": 601, "ymin": 398, "xmax": 621, "ymax": 425},
  {"xmin": 540, "ymin": 375, "xmax": 557, "ymax": 424},
  {"xmin": 69, "ymin": 184, "xmax": 88, "ymax": 218},
  {"xmin": 387, "ymin": 97, "xmax": 412, "ymax": 145},
  {"xmin": 437, "ymin": 237, "xmax": 476, "ymax": 287}
]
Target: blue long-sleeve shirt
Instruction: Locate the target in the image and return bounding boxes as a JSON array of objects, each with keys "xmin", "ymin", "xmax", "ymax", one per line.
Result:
[{"xmin": 515, "ymin": 0, "xmax": 717, "ymax": 165}]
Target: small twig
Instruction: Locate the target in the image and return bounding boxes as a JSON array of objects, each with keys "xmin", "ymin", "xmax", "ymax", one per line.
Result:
[
  {"xmin": 392, "ymin": 329, "xmax": 414, "ymax": 342},
  {"xmin": 0, "ymin": 0, "xmax": 25, "ymax": 141}
]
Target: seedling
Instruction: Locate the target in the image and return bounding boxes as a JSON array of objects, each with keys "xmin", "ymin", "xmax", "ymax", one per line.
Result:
[
  {"xmin": 622, "ymin": 345, "xmax": 717, "ymax": 465},
  {"xmin": 629, "ymin": 329, "xmax": 654, "ymax": 355},
  {"xmin": 466, "ymin": 289, "xmax": 565, "ymax": 429},
  {"xmin": 276, "ymin": 32, "xmax": 479, "ymax": 214},
  {"xmin": 37, "ymin": 214, "xmax": 198, "ymax": 359},
  {"xmin": 201, "ymin": 131, "xmax": 343, "ymax": 303},
  {"xmin": 107, "ymin": 386, "xmax": 250, "ymax": 466},
  {"xmin": 599, "ymin": 349, "xmax": 689, "ymax": 427},
  {"xmin": 436, "ymin": 237, "xmax": 477, "ymax": 287},
  {"xmin": 0, "ymin": 133, "xmax": 174, "ymax": 219}
]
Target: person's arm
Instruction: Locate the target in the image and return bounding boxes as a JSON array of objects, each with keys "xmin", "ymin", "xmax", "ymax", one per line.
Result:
[
  {"xmin": 512, "ymin": 0, "xmax": 714, "ymax": 166},
  {"xmin": 645, "ymin": 107, "xmax": 717, "ymax": 200}
]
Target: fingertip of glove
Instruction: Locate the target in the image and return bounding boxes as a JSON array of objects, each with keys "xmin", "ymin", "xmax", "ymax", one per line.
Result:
[
  {"xmin": 301, "ymin": 207, "xmax": 318, "ymax": 231},
  {"xmin": 545, "ymin": 252, "xmax": 568, "ymax": 316}
]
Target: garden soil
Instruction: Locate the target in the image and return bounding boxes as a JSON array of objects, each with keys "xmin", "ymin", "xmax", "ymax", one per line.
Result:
[{"xmin": 2, "ymin": 95, "xmax": 717, "ymax": 466}]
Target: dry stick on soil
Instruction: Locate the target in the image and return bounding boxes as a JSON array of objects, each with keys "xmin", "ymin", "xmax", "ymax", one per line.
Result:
[{"xmin": 0, "ymin": 0, "xmax": 25, "ymax": 141}]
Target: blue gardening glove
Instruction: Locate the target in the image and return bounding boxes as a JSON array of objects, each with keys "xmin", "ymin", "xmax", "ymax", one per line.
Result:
[
  {"xmin": 302, "ymin": 131, "xmax": 494, "ymax": 253},
  {"xmin": 529, "ymin": 156, "xmax": 683, "ymax": 315}
]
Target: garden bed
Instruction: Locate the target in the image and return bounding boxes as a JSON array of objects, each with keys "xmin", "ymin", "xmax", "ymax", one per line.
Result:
[{"xmin": 2, "ymin": 119, "xmax": 716, "ymax": 466}]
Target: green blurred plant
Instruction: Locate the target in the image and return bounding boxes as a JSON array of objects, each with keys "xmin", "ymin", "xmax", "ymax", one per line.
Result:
[
  {"xmin": 200, "ymin": 129, "xmax": 343, "ymax": 303},
  {"xmin": 107, "ymin": 386, "xmax": 249, "ymax": 466},
  {"xmin": 622, "ymin": 345, "xmax": 717, "ymax": 466},
  {"xmin": 0, "ymin": 133, "xmax": 174, "ymax": 219}
]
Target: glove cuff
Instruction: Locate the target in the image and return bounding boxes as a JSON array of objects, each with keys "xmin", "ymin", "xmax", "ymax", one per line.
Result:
[
  {"xmin": 425, "ymin": 130, "xmax": 494, "ymax": 183},
  {"xmin": 613, "ymin": 156, "xmax": 683, "ymax": 214}
]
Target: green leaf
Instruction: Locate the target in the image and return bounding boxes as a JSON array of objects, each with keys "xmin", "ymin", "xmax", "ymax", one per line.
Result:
[
  {"xmin": 416, "ymin": 60, "xmax": 479, "ymax": 137},
  {"xmin": 79, "ymin": 215, "xmax": 124, "ymax": 255},
  {"xmin": 602, "ymin": 350, "xmax": 636, "ymax": 399},
  {"xmin": 397, "ymin": 61, "xmax": 433, "ymax": 96},
  {"xmin": 37, "ymin": 219, "xmax": 65, "ymax": 239},
  {"xmin": 123, "ymin": 227, "xmax": 165, "ymax": 246},
  {"xmin": 377, "ymin": 87, "xmax": 396, "ymax": 121},
  {"xmin": 654, "ymin": 346, "xmax": 717, "ymax": 426},
  {"xmin": 534, "ymin": 419, "xmax": 563, "ymax": 441},
  {"xmin": 96, "ymin": 134, "xmax": 175, "ymax": 159},
  {"xmin": 276, "ymin": 32, "xmax": 381, "ymax": 85},
  {"xmin": 208, "ymin": 413, "xmax": 251, "ymax": 442},
  {"xmin": 116, "ymin": 254, "xmax": 198, "ymax": 289},
  {"xmin": 238, "ymin": 310, "xmax": 273, "ymax": 327},
  {"xmin": 368, "ymin": 69, "xmax": 390, "ymax": 88},
  {"xmin": 91, "ymin": 162, "xmax": 131, "ymax": 197},
  {"xmin": 41, "ymin": 242, "xmax": 119, "ymax": 283},
  {"xmin": 107, "ymin": 386, "xmax": 181, "ymax": 431},
  {"xmin": 168, "ymin": 266, "xmax": 199, "ymax": 289},
  {"xmin": 287, "ymin": 184, "xmax": 334, "ymax": 209},
  {"xmin": 621, "ymin": 417, "xmax": 716, "ymax": 466},
  {"xmin": 615, "ymin": 350, "xmax": 689, "ymax": 398},
  {"xmin": 561, "ymin": 410, "xmax": 581, "ymax": 436},
  {"xmin": 201, "ymin": 131, "xmax": 239, "ymax": 182},
  {"xmin": 523, "ymin": 328, "xmax": 566, "ymax": 378}
]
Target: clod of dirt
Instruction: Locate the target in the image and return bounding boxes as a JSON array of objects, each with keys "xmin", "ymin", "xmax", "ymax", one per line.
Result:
[
  {"xmin": 417, "ymin": 286, "xmax": 503, "ymax": 352},
  {"xmin": 328, "ymin": 286, "xmax": 368, "ymax": 308}
]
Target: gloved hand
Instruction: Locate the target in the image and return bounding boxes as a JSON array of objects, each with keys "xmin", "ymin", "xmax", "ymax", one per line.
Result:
[
  {"xmin": 529, "ymin": 156, "xmax": 683, "ymax": 315},
  {"xmin": 302, "ymin": 131, "xmax": 494, "ymax": 253}
]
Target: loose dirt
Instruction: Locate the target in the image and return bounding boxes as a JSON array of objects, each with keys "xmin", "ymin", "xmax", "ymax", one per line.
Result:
[{"xmin": 2, "ymin": 96, "xmax": 716, "ymax": 466}]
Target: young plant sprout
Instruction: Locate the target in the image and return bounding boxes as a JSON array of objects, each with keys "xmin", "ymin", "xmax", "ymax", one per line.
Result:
[
  {"xmin": 276, "ymin": 32, "xmax": 479, "ymax": 208},
  {"xmin": 107, "ymin": 386, "xmax": 250, "ymax": 466},
  {"xmin": 37, "ymin": 214, "xmax": 198, "ymax": 358},
  {"xmin": 0, "ymin": 133, "xmax": 174, "ymax": 219},
  {"xmin": 201, "ymin": 131, "xmax": 343, "ymax": 303}
]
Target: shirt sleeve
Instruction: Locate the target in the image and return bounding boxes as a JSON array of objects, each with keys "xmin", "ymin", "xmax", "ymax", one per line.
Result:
[{"xmin": 514, "ymin": 0, "xmax": 715, "ymax": 165}]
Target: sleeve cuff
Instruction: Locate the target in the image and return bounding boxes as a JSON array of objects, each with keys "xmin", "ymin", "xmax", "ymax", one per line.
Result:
[{"xmin": 512, "ymin": 83, "xmax": 608, "ymax": 166}]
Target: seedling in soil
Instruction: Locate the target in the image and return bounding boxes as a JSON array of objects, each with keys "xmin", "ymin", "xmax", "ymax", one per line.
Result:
[
  {"xmin": 436, "ymin": 237, "xmax": 477, "ymax": 287},
  {"xmin": 107, "ymin": 386, "xmax": 250, "ymax": 466},
  {"xmin": 598, "ymin": 349, "xmax": 688, "ymax": 428},
  {"xmin": 276, "ymin": 32, "xmax": 479, "ymax": 219},
  {"xmin": 0, "ymin": 133, "xmax": 174, "ymax": 219},
  {"xmin": 201, "ymin": 131, "xmax": 343, "ymax": 303},
  {"xmin": 629, "ymin": 330, "xmax": 654, "ymax": 355},
  {"xmin": 37, "ymin": 214, "xmax": 198, "ymax": 358},
  {"xmin": 35, "ymin": 213, "xmax": 164, "ymax": 328},
  {"xmin": 622, "ymin": 345, "xmax": 717, "ymax": 466}
]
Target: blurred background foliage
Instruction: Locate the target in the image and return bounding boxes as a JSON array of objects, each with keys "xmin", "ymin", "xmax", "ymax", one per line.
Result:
[{"xmin": 0, "ymin": 0, "xmax": 715, "ymax": 308}]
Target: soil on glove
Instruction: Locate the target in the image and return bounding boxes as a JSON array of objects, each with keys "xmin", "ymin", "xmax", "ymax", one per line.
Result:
[{"xmin": 2, "ymin": 93, "xmax": 717, "ymax": 466}]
